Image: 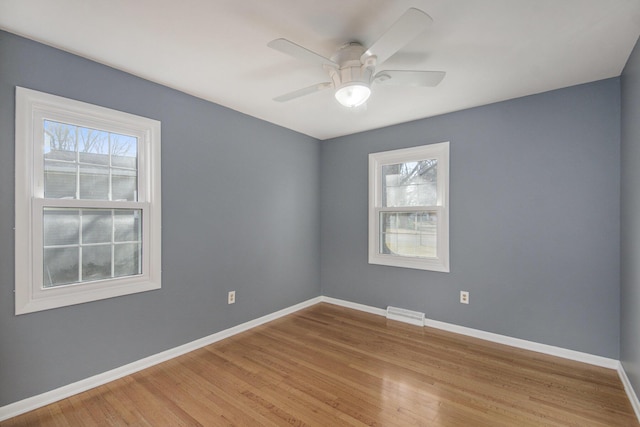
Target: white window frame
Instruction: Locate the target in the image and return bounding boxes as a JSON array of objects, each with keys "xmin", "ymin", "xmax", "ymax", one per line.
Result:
[
  {"xmin": 368, "ymin": 142, "xmax": 449, "ymax": 272},
  {"xmin": 15, "ymin": 87, "xmax": 161, "ymax": 315}
]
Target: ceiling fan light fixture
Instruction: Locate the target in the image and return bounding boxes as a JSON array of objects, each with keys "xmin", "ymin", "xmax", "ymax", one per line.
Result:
[{"xmin": 334, "ymin": 83, "xmax": 371, "ymax": 108}]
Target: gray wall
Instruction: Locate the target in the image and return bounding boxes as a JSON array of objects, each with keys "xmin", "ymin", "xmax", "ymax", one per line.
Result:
[
  {"xmin": 320, "ymin": 78, "xmax": 621, "ymax": 358},
  {"xmin": 0, "ymin": 31, "xmax": 321, "ymax": 406},
  {"xmin": 621, "ymin": 36, "xmax": 640, "ymax": 395}
]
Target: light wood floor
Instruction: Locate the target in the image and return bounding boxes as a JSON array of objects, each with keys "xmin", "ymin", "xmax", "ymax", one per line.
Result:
[{"xmin": 3, "ymin": 303, "xmax": 638, "ymax": 426}]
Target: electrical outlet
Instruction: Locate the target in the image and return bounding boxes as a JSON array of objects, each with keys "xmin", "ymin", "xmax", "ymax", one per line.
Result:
[
  {"xmin": 460, "ymin": 291, "xmax": 469, "ymax": 304},
  {"xmin": 228, "ymin": 290, "xmax": 236, "ymax": 304}
]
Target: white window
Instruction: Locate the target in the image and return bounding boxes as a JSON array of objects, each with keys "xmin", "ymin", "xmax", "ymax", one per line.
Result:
[
  {"xmin": 369, "ymin": 142, "xmax": 449, "ymax": 272},
  {"xmin": 15, "ymin": 87, "xmax": 161, "ymax": 314}
]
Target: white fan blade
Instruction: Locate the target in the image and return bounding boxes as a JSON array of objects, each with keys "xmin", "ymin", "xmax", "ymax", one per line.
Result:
[
  {"xmin": 374, "ymin": 70, "xmax": 445, "ymax": 87},
  {"xmin": 268, "ymin": 38, "xmax": 338, "ymax": 67},
  {"xmin": 362, "ymin": 8, "xmax": 433, "ymax": 65},
  {"xmin": 273, "ymin": 82, "xmax": 333, "ymax": 102}
]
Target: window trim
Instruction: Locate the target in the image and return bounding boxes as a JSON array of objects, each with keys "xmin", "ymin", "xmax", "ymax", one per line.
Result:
[
  {"xmin": 15, "ymin": 87, "xmax": 162, "ymax": 315},
  {"xmin": 368, "ymin": 142, "xmax": 450, "ymax": 272}
]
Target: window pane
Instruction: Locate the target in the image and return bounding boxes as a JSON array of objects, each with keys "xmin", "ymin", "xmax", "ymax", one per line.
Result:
[
  {"xmin": 79, "ymin": 164, "xmax": 109, "ymax": 199},
  {"xmin": 112, "ymin": 169, "xmax": 137, "ymax": 201},
  {"xmin": 78, "ymin": 128, "xmax": 109, "ymax": 165},
  {"xmin": 44, "ymin": 209, "xmax": 79, "ymax": 246},
  {"xmin": 44, "ymin": 247, "xmax": 79, "ymax": 287},
  {"xmin": 44, "ymin": 163, "xmax": 78, "ymax": 199},
  {"xmin": 382, "ymin": 159, "xmax": 437, "ymax": 207},
  {"xmin": 44, "ymin": 121, "xmax": 77, "ymax": 158},
  {"xmin": 82, "ymin": 245, "xmax": 112, "ymax": 282},
  {"xmin": 82, "ymin": 210, "xmax": 113, "ymax": 244},
  {"xmin": 380, "ymin": 212, "xmax": 437, "ymax": 258},
  {"xmin": 111, "ymin": 134, "xmax": 138, "ymax": 168},
  {"xmin": 115, "ymin": 243, "xmax": 141, "ymax": 277},
  {"xmin": 114, "ymin": 210, "xmax": 141, "ymax": 242}
]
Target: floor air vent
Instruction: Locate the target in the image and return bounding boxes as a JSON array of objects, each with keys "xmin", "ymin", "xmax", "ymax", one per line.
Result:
[{"xmin": 386, "ymin": 306, "xmax": 425, "ymax": 326}]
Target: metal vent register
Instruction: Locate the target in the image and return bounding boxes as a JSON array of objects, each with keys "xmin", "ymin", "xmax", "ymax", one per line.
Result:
[{"xmin": 386, "ymin": 306, "xmax": 425, "ymax": 326}]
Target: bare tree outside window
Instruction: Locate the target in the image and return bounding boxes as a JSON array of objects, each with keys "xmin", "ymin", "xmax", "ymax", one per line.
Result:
[{"xmin": 45, "ymin": 121, "xmax": 136, "ymax": 157}]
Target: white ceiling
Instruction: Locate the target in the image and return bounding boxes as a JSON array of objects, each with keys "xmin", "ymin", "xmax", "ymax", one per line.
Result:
[{"xmin": 1, "ymin": 0, "xmax": 640, "ymax": 140}]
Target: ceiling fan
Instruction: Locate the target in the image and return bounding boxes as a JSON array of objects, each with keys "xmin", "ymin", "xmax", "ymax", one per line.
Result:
[{"xmin": 268, "ymin": 8, "xmax": 445, "ymax": 108}]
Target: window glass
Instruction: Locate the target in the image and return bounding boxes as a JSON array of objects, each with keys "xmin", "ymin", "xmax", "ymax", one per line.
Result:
[
  {"xmin": 114, "ymin": 243, "xmax": 141, "ymax": 278},
  {"xmin": 44, "ymin": 247, "xmax": 79, "ymax": 287}
]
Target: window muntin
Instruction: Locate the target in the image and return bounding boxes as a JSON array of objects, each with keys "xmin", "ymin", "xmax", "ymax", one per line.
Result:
[
  {"xmin": 369, "ymin": 142, "xmax": 449, "ymax": 272},
  {"xmin": 15, "ymin": 87, "xmax": 161, "ymax": 314}
]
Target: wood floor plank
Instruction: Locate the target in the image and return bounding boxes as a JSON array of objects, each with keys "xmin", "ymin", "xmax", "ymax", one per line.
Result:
[{"xmin": 2, "ymin": 303, "xmax": 637, "ymax": 426}]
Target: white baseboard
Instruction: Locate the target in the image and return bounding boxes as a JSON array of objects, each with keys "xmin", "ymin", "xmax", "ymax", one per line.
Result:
[
  {"xmin": 618, "ymin": 363, "xmax": 640, "ymax": 421},
  {"xmin": 0, "ymin": 296, "xmax": 322, "ymax": 422},
  {"xmin": 322, "ymin": 296, "xmax": 619, "ymax": 369}
]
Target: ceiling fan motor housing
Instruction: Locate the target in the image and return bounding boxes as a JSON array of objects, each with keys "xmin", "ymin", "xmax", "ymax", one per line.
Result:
[{"xmin": 328, "ymin": 42, "xmax": 376, "ymax": 88}]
